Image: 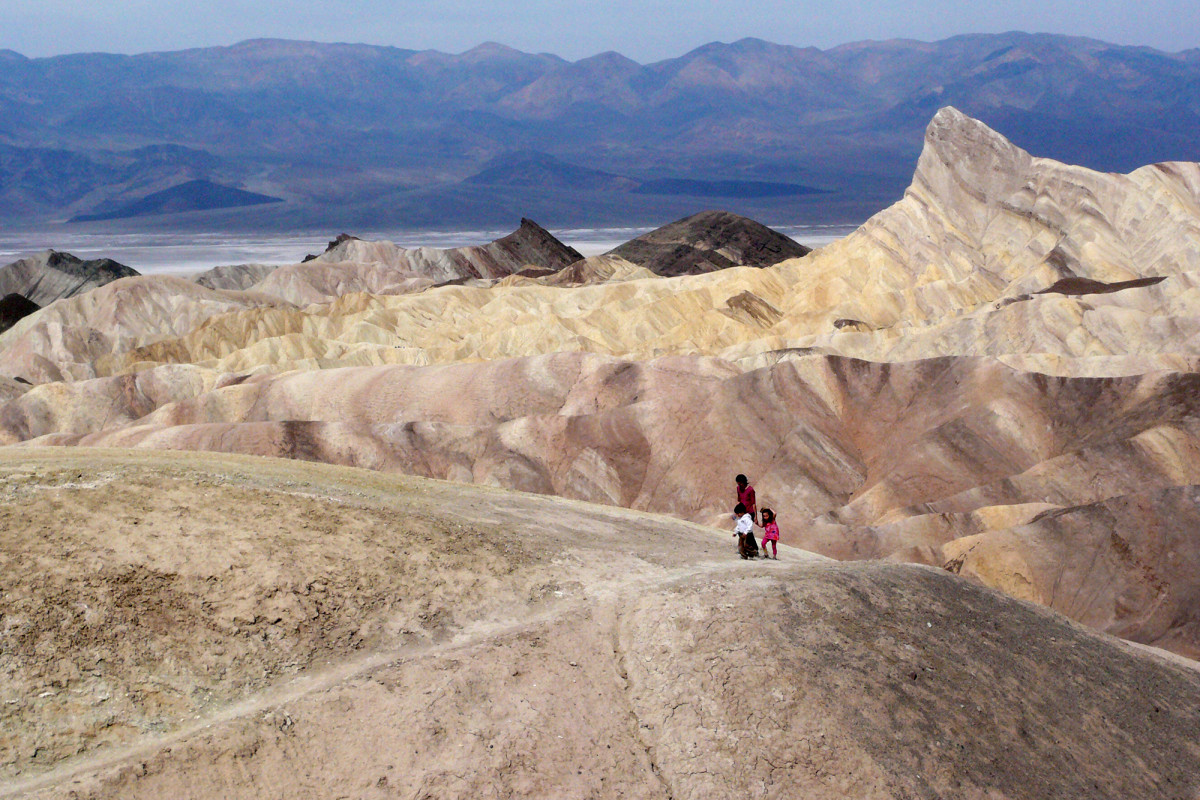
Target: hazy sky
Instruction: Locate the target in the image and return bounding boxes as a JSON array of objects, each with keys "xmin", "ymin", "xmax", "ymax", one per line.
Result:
[{"xmin": 4, "ymin": 0, "xmax": 1199, "ymax": 60}]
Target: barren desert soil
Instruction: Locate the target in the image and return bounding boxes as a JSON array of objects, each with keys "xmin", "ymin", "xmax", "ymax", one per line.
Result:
[{"xmin": 2, "ymin": 448, "xmax": 1199, "ymax": 799}]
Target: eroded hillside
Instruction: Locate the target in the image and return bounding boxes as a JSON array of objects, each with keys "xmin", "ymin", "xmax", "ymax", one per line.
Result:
[
  {"xmin": 2, "ymin": 449, "xmax": 1198, "ymax": 800},
  {"xmin": 4, "ymin": 108, "xmax": 1200, "ymax": 664}
]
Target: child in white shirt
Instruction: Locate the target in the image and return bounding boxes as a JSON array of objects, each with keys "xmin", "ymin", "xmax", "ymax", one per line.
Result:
[{"xmin": 732, "ymin": 502, "xmax": 759, "ymax": 559}]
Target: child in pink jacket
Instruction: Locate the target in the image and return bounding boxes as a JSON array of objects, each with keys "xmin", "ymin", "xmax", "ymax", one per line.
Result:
[{"xmin": 760, "ymin": 508, "xmax": 780, "ymax": 559}]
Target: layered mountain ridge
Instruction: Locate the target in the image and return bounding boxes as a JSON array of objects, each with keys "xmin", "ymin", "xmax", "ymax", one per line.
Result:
[
  {"xmin": 4, "ymin": 108, "xmax": 1200, "ymax": 666},
  {"xmin": 246, "ymin": 218, "xmax": 584, "ymax": 304}
]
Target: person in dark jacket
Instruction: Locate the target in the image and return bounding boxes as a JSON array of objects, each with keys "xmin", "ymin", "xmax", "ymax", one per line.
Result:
[{"xmin": 735, "ymin": 474, "xmax": 758, "ymax": 525}]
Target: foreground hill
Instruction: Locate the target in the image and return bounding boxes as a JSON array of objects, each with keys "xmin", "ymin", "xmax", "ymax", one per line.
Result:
[
  {"xmin": 9, "ymin": 352, "xmax": 1200, "ymax": 657},
  {"xmin": 1, "ymin": 449, "xmax": 1197, "ymax": 799}
]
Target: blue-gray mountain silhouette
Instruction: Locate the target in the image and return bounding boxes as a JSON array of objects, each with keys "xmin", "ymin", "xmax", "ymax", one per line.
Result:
[
  {"xmin": 2, "ymin": 33, "xmax": 1198, "ymax": 229},
  {"xmin": 69, "ymin": 180, "xmax": 283, "ymax": 222}
]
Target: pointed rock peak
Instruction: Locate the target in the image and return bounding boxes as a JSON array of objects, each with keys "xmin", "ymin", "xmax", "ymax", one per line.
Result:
[
  {"xmin": 8, "ymin": 249, "xmax": 136, "ymax": 281},
  {"xmin": 928, "ymin": 105, "xmax": 971, "ymax": 127},
  {"xmin": 914, "ymin": 106, "xmax": 1033, "ymax": 199},
  {"xmin": 44, "ymin": 250, "xmax": 80, "ymax": 268},
  {"xmin": 305, "ymin": 233, "xmax": 380, "ymax": 263},
  {"xmin": 923, "ymin": 106, "xmax": 1029, "ymax": 163},
  {"xmin": 0, "ymin": 249, "xmax": 138, "ymax": 308},
  {"xmin": 928, "ymin": 106, "xmax": 1000, "ymax": 139},
  {"xmin": 495, "ymin": 219, "xmax": 583, "ymax": 264},
  {"xmin": 461, "ymin": 41, "xmax": 524, "ymax": 61},
  {"xmin": 577, "ymin": 50, "xmax": 641, "ymax": 69},
  {"xmin": 322, "ymin": 233, "xmax": 361, "ymax": 253},
  {"xmin": 517, "ymin": 217, "xmax": 552, "ymax": 236},
  {"xmin": 507, "ymin": 218, "xmax": 565, "ymax": 246},
  {"xmin": 725, "ymin": 37, "xmax": 789, "ymax": 54}
]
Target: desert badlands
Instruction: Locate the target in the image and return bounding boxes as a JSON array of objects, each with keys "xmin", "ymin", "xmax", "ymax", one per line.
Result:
[{"xmin": 4, "ymin": 108, "xmax": 1200, "ymax": 797}]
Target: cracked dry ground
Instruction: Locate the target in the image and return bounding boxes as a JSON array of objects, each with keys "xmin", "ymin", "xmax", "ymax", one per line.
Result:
[{"xmin": 2, "ymin": 449, "xmax": 1200, "ymax": 799}]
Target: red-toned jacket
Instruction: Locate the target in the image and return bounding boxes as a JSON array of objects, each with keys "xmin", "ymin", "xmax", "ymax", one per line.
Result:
[{"xmin": 737, "ymin": 483, "xmax": 757, "ymax": 518}]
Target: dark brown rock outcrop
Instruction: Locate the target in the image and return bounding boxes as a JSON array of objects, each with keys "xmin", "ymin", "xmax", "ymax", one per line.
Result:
[
  {"xmin": 0, "ymin": 250, "xmax": 139, "ymax": 307},
  {"xmin": 486, "ymin": 217, "xmax": 583, "ymax": 271},
  {"xmin": 609, "ymin": 210, "xmax": 810, "ymax": 276},
  {"xmin": 0, "ymin": 293, "xmax": 38, "ymax": 335}
]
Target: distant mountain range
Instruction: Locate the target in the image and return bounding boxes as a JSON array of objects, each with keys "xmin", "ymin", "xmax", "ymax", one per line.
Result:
[{"xmin": 2, "ymin": 33, "xmax": 1199, "ymax": 230}]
